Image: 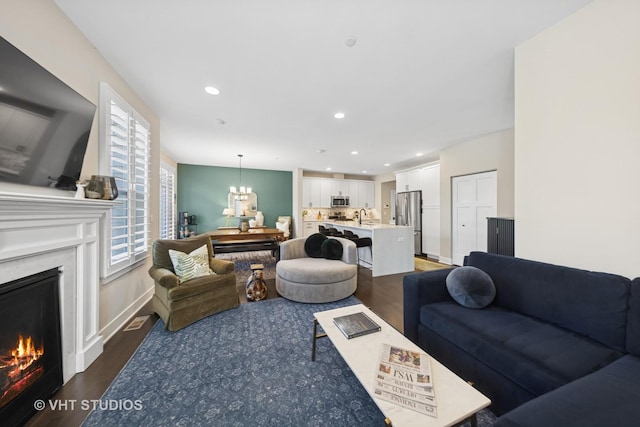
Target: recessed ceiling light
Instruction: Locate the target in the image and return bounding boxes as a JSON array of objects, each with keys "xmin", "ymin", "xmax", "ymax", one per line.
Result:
[
  {"xmin": 362, "ymin": 170, "xmax": 367, "ymax": 174},
  {"xmin": 416, "ymin": 152, "xmax": 423, "ymax": 157},
  {"xmin": 326, "ymin": 167, "xmax": 332, "ymax": 171},
  {"xmin": 351, "ymin": 151, "xmax": 358, "ymax": 155},
  {"xmin": 205, "ymin": 86, "xmax": 220, "ymax": 95},
  {"xmin": 345, "ymin": 37, "xmax": 357, "ymax": 48},
  {"xmin": 334, "ymin": 112, "xmax": 345, "ymax": 119},
  {"xmin": 384, "ymin": 163, "xmax": 390, "ymax": 167}
]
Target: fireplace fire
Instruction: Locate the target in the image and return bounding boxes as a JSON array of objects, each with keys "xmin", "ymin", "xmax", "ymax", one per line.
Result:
[
  {"xmin": 0, "ymin": 269, "xmax": 62, "ymax": 427},
  {"xmin": 0, "ymin": 334, "xmax": 46, "ymax": 409}
]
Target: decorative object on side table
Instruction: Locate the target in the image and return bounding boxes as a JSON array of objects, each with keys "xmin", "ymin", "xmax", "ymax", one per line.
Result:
[{"xmin": 246, "ymin": 264, "xmax": 267, "ymax": 301}]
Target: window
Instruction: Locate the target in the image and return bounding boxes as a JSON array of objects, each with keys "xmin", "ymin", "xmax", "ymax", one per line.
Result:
[
  {"xmin": 99, "ymin": 83, "xmax": 151, "ymax": 278},
  {"xmin": 160, "ymin": 163, "xmax": 176, "ymax": 240}
]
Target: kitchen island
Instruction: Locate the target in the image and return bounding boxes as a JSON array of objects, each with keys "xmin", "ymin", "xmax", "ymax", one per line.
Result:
[{"xmin": 324, "ymin": 221, "xmax": 414, "ymax": 277}]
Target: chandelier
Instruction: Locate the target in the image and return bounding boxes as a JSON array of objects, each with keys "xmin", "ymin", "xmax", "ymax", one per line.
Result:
[{"xmin": 230, "ymin": 154, "xmax": 252, "ymax": 200}]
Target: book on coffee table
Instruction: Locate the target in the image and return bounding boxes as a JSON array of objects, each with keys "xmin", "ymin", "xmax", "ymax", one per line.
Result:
[{"xmin": 333, "ymin": 311, "xmax": 381, "ymax": 339}]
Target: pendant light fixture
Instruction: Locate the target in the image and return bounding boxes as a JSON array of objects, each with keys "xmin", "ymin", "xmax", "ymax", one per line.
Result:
[{"xmin": 230, "ymin": 154, "xmax": 252, "ymax": 200}]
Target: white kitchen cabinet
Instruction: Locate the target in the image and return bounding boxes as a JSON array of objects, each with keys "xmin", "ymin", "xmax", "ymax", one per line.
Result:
[
  {"xmin": 348, "ymin": 181, "xmax": 360, "ymax": 206},
  {"xmin": 303, "ymin": 177, "xmax": 374, "ymax": 208},
  {"xmin": 302, "ymin": 178, "xmax": 323, "ymax": 208},
  {"xmin": 420, "ymin": 164, "xmax": 440, "ymax": 205},
  {"xmin": 423, "ymin": 207, "xmax": 440, "ymax": 258},
  {"xmin": 396, "ymin": 169, "xmax": 422, "ymax": 192},
  {"xmin": 331, "ymin": 180, "xmax": 349, "ymax": 196},
  {"xmin": 357, "ymin": 181, "xmax": 374, "ymax": 208},
  {"xmin": 420, "ymin": 164, "xmax": 440, "ymax": 259},
  {"xmin": 396, "ymin": 172, "xmax": 409, "ymax": 192},
  {"xmin": 302, "ymin": 221, "xmax": 319, "ymax": 238},
  {"xmin": 408, "ymin": 169, "xmax": 421, "ymax": 191},
  {"xmin": 396, "ymin": 163, "xmax": 440, "ymax": 258},
  {"xmin": 320, "ymin": 179, "xmax": 333, "ymax": 207}
]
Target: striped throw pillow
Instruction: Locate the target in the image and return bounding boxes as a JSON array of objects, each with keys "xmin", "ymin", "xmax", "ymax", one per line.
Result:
[{"xmin": 168, "ymin": 244, "xmax": 214, "ymax": 283}]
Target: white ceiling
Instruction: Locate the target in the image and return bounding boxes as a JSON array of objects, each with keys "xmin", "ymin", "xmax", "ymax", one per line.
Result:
[{"xmin": 55, "ymin": 0, "xmax": 593, "ymax": 176}]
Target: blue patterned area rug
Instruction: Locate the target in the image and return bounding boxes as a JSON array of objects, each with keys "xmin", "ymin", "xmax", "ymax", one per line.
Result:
[
  {"xmin": 83, "ymin": 296, "xmax": 496, "ymax": 426},
  {"xmin": 215, "ymin": 250, "xmax": 276, "ymax": 285}
]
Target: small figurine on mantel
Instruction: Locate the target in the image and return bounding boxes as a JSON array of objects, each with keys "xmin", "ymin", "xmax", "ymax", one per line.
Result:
[{"xmin": 75, "ymin": 181, "xmax": 87, "ymax": 199}]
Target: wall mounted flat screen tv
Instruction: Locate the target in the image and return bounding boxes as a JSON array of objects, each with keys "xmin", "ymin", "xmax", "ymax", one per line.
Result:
[{"xmin": 0, "ymin": 36, "xmax": 96, "ymax": 191}]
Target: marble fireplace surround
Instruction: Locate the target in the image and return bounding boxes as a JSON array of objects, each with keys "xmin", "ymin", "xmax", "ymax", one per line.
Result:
[{"xmin": 0, "ymin": 191, "xmax": 113, "ymax": 383}]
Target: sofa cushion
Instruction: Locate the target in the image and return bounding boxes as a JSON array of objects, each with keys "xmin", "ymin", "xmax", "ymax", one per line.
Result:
[
  {"xmin": 494, "ymin": 355, "xmax": 640, "ymax": 427},
  {"xmin": 321, "ymin": 238, "xmax": 343, "ymax": 260},
  {"xmin": 304, "ymin": 233, "xmax": 327, "ymax": 258},
  {"xmin": 446, "ymin": 266, "xmax": 495, "ymax": 309},
  {"xmin": 626, "ymin": 278, "xmax": 640, "ymax": 356},
  {"xmin": 168, "ymin": 244, "xmax": 214, "ymax": 283},
  {"xmin": 276, "ymin": 258, "xmax": 356, "ymax": 284},
  {"xmin": 465, "ymin": 251, "xmax": 631, "ymax": 352},
  {"xmin": 420, "ymin": 301, "xmax": 623, "ymax": 397}
]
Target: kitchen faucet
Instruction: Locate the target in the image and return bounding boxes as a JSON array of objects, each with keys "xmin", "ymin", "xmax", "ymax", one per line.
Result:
[{"xmin": 359, "ymin": 209, "xmax": 367, "ymax": 225}]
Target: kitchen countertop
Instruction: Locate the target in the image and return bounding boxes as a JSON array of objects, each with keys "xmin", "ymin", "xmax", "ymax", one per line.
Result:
[
  {"xmin": 324, "ymin": 221, "xmax": 414, "ymax": 277},
  {"xmin": 324, "ymin": 221, "xmax": 409, "ymax": 230}
]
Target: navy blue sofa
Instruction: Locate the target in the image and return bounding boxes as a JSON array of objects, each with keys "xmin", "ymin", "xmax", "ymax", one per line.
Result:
[{"xmin": 403, "ymin": 251, "xmax": 640, "ymax": 426}]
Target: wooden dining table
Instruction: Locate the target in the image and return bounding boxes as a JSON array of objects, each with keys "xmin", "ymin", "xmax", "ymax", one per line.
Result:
[
  {"xmin": 206, "ymin": 227, "xmax": 285, "ymax": 253},
  {"xmin": 206, "ymin": 227, "xmax": 285, "ymax": 242}
]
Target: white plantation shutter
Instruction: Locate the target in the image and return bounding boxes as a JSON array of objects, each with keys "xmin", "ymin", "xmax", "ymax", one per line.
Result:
[
  {"xmin": 100, "ymin": 83, "xmax": 151, "ymax": 278},
  {"xmin": 132, "ymin": 120, "xmax": 150, "ymax": 257},
  {"xmin": 160, "ymin": 164, "xmax": 176, "ymax": 240}
]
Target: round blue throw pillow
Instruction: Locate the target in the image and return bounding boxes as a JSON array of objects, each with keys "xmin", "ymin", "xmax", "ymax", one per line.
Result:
[
  {"xmin": 446, "ymin": 266, "xmax": 496, "ymax": 309},
  {"xmin": 321, "ymin": 238, "xmax": 343, "ymax": 260},
  {"xmin": 304, "ymin": 233, "xmax": 327, "ymax": 258}
]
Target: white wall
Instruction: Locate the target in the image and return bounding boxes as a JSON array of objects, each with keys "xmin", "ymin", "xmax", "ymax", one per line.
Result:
[
  {"xmin": 515, "ymin": 0, "xmax": 640, "ymax": 278},
  {"xmin": 1, "ymin": 1, "xmax": 161, "ymax": 340}
]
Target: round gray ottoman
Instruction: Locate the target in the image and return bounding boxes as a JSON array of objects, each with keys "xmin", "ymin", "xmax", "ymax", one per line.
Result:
[{"xmin": 276, "ymin": 257, "xmax": 357, "ymax": 303}]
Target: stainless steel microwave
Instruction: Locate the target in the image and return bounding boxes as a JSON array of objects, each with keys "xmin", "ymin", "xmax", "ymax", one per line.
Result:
[{"xmin": 331, "ymin": 196, "xmax": 350, "ymax": 207}]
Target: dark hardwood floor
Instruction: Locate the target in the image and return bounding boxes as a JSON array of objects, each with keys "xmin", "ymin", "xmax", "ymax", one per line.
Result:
[{"xmin": 25, "ymin": 265, "xmax": 410, "ymax": 427}]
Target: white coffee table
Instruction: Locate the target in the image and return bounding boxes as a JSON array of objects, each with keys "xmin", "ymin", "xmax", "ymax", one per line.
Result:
[{"xmin": 312, "ymin": 304, "xmax": 490, "ymax": 427}]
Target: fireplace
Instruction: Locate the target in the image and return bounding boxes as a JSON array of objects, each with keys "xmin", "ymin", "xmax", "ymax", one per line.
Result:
[
  {"xmin": 0, "ymin": 191, "xmax": 113, "ymax": 389},
  {"xmin": 0, "ymin": 268, "xmax": 63, "ymax": 426}
]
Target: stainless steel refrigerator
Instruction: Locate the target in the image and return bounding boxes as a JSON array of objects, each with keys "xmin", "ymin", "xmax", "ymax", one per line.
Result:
[{"xmin": 395, "ymin": 190, "xmax": 422, "ymax": 255}]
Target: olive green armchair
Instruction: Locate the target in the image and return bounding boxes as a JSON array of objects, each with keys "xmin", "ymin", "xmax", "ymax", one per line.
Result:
[{"xmin": 149, "ymin": 234, "xmax": 239, "ymax": 331}]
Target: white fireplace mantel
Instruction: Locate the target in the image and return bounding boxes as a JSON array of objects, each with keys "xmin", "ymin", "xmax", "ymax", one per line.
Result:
[{"xmin": 0, "ymin": 190, "xmax": 114, "ymax": 383}]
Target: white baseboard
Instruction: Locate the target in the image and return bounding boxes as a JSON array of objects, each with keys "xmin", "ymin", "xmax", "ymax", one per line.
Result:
[
  {"xmin": 100, "ymin": 287, "xmax": 154, "ymax": 344},
  {"xmin": 424, "ymin": 253, "xmax": 441, "ymax": 261},
  {"xmin": 439, "ymin": 257, "xmax": 453, "ymax": 265}
]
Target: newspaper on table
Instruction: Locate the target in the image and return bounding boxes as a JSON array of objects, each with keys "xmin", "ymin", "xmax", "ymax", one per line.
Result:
[{"xmin": 373, "ymin": 343, "xmax": 437, "ymax": 417}]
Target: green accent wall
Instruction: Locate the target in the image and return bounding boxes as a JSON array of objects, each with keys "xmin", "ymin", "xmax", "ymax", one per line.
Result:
[{"xmin": 177, "ymin": 164, "xmax": 292, "ymax": 234}]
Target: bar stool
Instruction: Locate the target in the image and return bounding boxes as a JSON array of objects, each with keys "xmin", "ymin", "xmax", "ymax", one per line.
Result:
[
  {"xmin": 327, "ymin": 227, "xmax": 344, "ymax": 237},
  {"xmin": 342, "ymin": 229, "xmax": 358, "ymax": 239},
  {"xmin": 341, "ymin": 230, "xmax": 371, "ymax": 265},
  {"xmin": 352, "ymin": 237, "xmax": 372, "ymax": 265}
]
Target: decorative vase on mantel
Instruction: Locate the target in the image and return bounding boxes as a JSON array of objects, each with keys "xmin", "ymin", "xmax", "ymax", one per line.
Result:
[
  {"xmin": 90, "ymin": 175, "xmax": 118, "ymax": 200},
  {"xmin": 85, "ymin": 179, "xmax": 104, "ymax": 199}
]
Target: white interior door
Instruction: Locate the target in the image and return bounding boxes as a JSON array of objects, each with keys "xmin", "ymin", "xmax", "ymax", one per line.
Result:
[{"xmin": 452, "ymin": 171, "xmax": 497, "ymax": 265}]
